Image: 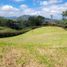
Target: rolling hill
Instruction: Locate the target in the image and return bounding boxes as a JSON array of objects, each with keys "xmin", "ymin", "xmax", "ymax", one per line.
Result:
[
  {"xmin": 0, "ymin": 26, "xmax": 67, "ymax": 67},
  {"xmin": 0, "ymin": 26, "xmax": 24, "ymax": 38}
]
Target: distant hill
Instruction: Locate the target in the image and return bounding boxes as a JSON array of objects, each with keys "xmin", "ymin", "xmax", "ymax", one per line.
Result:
[
  {"xmin": 17, "ymin": 15, "xmax": 31, "ymax": 21},
  {"xmin": 1, "ymin": 15, "xmax": 57, "ymax": 23},
  {"xmin": 7, "ymin": 17, "xmax": 17, "ymax": 19},
  {"xmin": 16, "ymin": 15, "xmax": 55, "ymax": 23}
]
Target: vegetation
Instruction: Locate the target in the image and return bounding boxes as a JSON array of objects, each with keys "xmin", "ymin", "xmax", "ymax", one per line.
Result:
[
  {"xmin": 0, "ymin": 26, "xmax": 67, "ymax": 67},
  {"xmin": 0, "ymin": 15, "xmax": 45, "ymax": 37},
  {"xmin": 0, "ymin": 12, "xmax": 67, "ymax": 37},
  {"xmin": 0, "ymin": 11, "xmax": 67, "ymax": 67},
  {"xmin": 62, "ymin": 10, "xmax": 67, "ymax": 20},
  {"xmin": 28, "ymin": 16, "xmax": 45, "ymax": 26}
]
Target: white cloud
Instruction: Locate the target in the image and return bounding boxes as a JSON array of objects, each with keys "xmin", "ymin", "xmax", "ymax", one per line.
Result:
[
  {"xmin": 40, "ymin": 0, "xmax": 63, "ymax": 6},
  {"xmin": 19, "ymin": 4, "xmax": 38, "ymax": 15},
  {"xmin": 20, "ymin": 4, "xmax": 28, "ymax": 9},
  {"xmin": 0, "ymin": 4, "xmax": 37, "ymax": 17},
  {"xmin": 48, "ymin": 0, "xmax": 63, "ymax": 4},
  {"xmin": 13, "ymin": 0, "xmax": 24, "ymax": 2},
  {"xmin": 39, "ymin": 1, "xmax": 67, "ymax": 19},
  {"xmin": 0, "ymin": 5, "xmax": 19, "ymax": 11},
  {"xmin": 0, "ymin": 5, "xmax": 19, "ymax": 17},
  {"xmin": 0, "ymin": 1, "xmax": 67, "ymax": 19},
  {"xmin": 40, "ymin": 1, "xmax": 48, "ymax": 5}
]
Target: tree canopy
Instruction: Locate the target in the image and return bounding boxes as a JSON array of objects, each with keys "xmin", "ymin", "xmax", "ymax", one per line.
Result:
[{"xmin": 62, "ymin": 10, "xmax": 67, "ymax": 20}]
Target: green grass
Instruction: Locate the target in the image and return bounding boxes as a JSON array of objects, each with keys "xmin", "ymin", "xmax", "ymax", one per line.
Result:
[
  {"xmin": 0, "ymin": 26, "xmax": 18, "ymax": 33},
  {"xmin": 0, "ymin": 26, "xmax": 67, "ymax": 67}
]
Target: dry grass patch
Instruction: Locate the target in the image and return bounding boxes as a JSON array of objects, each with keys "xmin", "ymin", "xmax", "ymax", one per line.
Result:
[{"xmin": 37, "ymin": 47, "xmax": 67, "ymax": 67}]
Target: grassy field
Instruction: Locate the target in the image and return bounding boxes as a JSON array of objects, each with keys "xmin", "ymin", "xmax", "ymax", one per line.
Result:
[
  {"xmin": 0, "ymin": 26, "xmax": 26, "ymax": 38},
  {"xmin": 0, "ymin": 26, "xmax": 17, "ymax": 32},
  {"xmin": 0, "ymin": 26, "xmax": 67, "ymax": 67}
]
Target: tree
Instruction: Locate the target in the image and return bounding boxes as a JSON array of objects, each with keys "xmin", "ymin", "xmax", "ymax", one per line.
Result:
[
  {"xmin": 0, "ymin": 17, "xmax": 8, "ymax": 26},
  {"xmin": 7, "ymin": 20, "xmax": 22, "ymax": 30},
  {"xmin": 28, "ymin": 16, "xmax": 45, "ymax": 26},
  {"xmin": 62, "ymin": 10, "xmax": 67, "ymax": 20},
  {"xmin": 50, "ymin": 15, "xmax": 53, "ymax": 19}
]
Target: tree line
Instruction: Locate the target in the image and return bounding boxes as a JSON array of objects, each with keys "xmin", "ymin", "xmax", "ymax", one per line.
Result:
[
  {"xmin": 0, "ymin": 16, "xmax": 45, "ymax": 30},
  {"xmin": 0, "ymin": 10, "xmax": 67, "ymax": 30},
  {"xmin": 0, "ymin": 10, "xmax": 67, "ymax": 37}
]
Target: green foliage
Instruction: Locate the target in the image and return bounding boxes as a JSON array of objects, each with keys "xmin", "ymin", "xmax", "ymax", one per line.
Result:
[
  {"xmin": 0, "ymin": 17, "xmax": 8, "ymax": 26},
  {"xmin": 62, "ymin": 10, "xmax": 67, "ymax": 20},
  {"xmin": 0, "ymin": 15, "xmax": 67, "ymax": 38},
  {"xmin": 28, "ymin": 16, "xmax": 45, "ymax": 26},
  {"xmin": 0, "ymin": 15, "xmax": 45, "ymax": 30},
  {"xmin": 63, "ymin": 11, "xmax": 67, "ymax": 16}
]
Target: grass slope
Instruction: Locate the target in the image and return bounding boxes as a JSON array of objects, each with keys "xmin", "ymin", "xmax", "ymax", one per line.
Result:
[
  {"xmin": 0, "ymin": 26, "xmax": 24, "ymax": 38},
  {"xmin": 0, "ymin": 26, "xmax": 67, "ymax": 67},
  {"xmin": 0, "ymin": 26, "xmax": 16, "ymax": 32}
]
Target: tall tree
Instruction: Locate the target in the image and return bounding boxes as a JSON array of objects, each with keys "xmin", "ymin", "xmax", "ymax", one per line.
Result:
[
  {"xmin": 62, "ymin": 10, "xmax": 67, "ymax": 20},
  {"xmin": 28, "ymin": 16, "xmax": 45, "ymax": 26},
  {"xmin": 50, "ymin": 15, "xmax": 53, "ymax": 19}
]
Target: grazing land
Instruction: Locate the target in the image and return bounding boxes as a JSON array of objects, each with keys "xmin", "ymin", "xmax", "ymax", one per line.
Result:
[{"xmin": 0, "ymin": 26, "xmax": 67, "ymax": 67}]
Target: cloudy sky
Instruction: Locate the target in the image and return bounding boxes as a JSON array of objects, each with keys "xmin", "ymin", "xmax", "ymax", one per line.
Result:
[{"xmin": 0, "ymin": 0, "xmax": 67, "ymax": 19}]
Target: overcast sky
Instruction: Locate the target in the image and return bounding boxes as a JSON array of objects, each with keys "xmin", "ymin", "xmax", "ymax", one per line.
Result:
[{"xmin": 0, "ymin": 0, "xmax": 67, "ymax": 19}]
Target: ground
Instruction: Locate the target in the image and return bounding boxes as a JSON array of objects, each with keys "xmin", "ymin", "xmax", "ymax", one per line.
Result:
[{"xmin": 0, "ymin": 26, "xmax": 67, "ymax": 67}]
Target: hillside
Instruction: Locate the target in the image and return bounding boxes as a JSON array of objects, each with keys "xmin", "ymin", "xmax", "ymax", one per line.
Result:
[
  {"xmin": 0, "ymin": 26, "xmax": 24, "ymax": 38},
  {"xmin": 0, "ymin": 26, "xmax": 17, "ymax": 32},
  {"xmin": 0, "ymin": 26, "xmax": 67, "ymax": 67}
]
